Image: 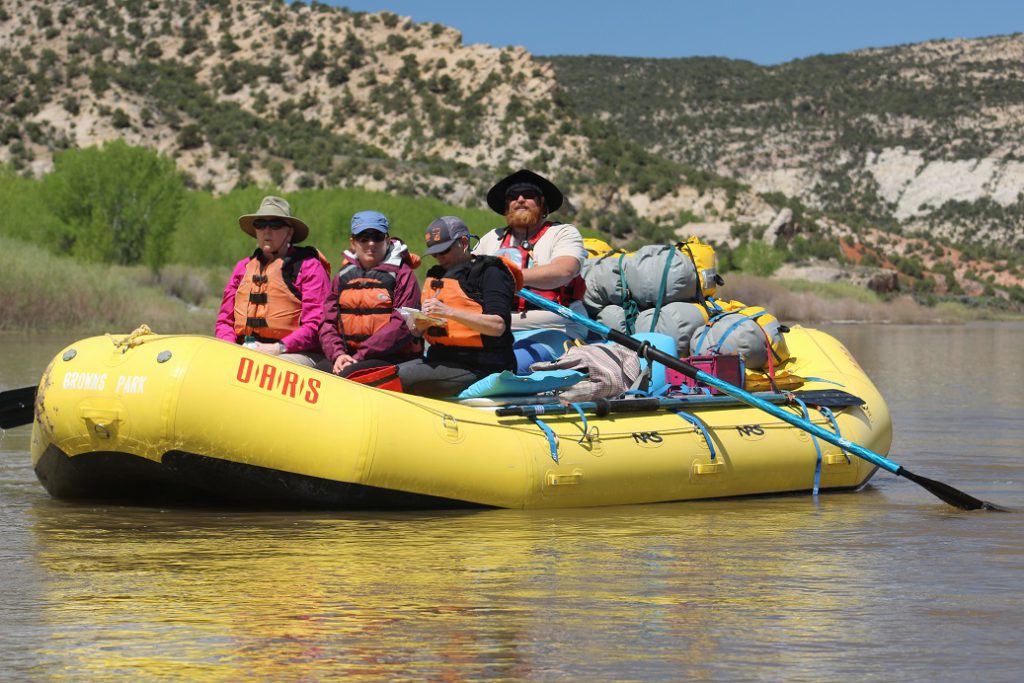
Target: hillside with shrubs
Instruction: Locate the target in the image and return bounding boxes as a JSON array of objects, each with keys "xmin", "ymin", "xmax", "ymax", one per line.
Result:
[
  {"xmin": 1, "ymin": 0, "xmax": 1023, "ymax": 311},
  {"xmin": 546, "ymin": 40, "xmax": 1024, "ymax": 304}
]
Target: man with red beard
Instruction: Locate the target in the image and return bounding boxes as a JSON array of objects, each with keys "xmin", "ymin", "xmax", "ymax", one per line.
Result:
[{"xmin": 474, "ymin": 169, "xmax": 588, "ymax": 339}]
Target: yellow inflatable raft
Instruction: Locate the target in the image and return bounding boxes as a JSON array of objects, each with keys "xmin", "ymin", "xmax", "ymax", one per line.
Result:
[{"xmin": 30, "ymin": 326, "xmax": 891, "ymax": 508}]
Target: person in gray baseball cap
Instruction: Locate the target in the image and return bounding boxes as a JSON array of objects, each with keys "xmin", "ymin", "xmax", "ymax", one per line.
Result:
[{"xmin": 396, "ymin": 216, "xmax": 524, "ymax": 397}]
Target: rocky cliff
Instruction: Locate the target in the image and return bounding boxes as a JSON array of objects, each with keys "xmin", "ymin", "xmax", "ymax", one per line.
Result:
[{"xmin": 545, "ymin": 37, "xmax": 1024, "ymax": 252}]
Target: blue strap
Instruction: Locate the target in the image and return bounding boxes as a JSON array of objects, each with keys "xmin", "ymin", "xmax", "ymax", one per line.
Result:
[
  {"xmin": 531, "ymin": 416, "xmax": 559, "ymax": 463},
  {"xmin": 569, "ymin": 402, "xmax": 590, "ymax": 444},
  {"xmin": 674, "ymin": 411, "xmax": 716, "ymax": 462},
  {"xmin": 707, "ymin": 309, "xmax": 730, "ymax": 323},
  {"xmin": 692, "ymin": 309, "xmax": 731, "ymax": 355},
  {"xmin": 818, "ymin": 406, "xmax": 851, "ymax": 464},
  {"xmin": 803, "ymin": 376, "xmax": 846, "ymax": 387},
  {"xmin": 715, "ymin": 310, "xmax": 767, "ymax": 352},
  {"xmin": 693, "ymin": 326, "xmax": 709, "ymax": 354},
  {"xmin": 651, "ymin": 383, "xmax": 672, "ymax": 397},
  {"xmin": 671, "ymin": 385, "xmax": 711, "ymax": 397},
  {"xmin": 618, "ymin": 253, "xmax": 639, "ymax": 335},
  {"xmin": 790, "ymin": 397, "xmax": 822, "ymax": 496},
  {"xmin": 649, "ymin": 247, "xmax": 675, "ymax": 332}
]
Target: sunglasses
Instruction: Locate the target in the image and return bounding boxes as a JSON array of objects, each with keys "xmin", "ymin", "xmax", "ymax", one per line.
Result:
[
  {"xmin": 353, "ymin": 231, "xmax": 387, "ymax": 243},
  {"xmin": 505, "ymin": 187, "xmax": 542, "ymax": 203},
  {"xmin": 253, "ymin": 219, "xmax": 289, "ymax": 230}
]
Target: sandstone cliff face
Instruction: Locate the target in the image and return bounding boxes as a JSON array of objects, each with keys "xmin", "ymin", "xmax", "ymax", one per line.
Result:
[{"xmin": 546, "ymin": 36, "xmax": 1024, "ymax": 251}]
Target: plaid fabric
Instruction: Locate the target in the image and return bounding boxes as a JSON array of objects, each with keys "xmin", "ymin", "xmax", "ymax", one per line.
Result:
[{"xmin": 529, "ymin": 342, "xmax": 641, "ymax": 402}]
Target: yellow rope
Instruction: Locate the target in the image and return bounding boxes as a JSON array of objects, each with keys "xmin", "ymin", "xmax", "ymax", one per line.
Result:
[{"xmin": 108, "ymin": 324, "xmax": 155, "ymax": 352}]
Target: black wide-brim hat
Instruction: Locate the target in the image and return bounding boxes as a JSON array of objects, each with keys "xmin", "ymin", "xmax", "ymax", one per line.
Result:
[{"xmin": 486, "ymin": 169, "xmax": 563, "ymax": 214}]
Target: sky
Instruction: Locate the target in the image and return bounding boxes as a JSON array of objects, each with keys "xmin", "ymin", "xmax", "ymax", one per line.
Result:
[{"xmin": 326, "ymin": 0, "xmax": 1024, "ymax": 65}]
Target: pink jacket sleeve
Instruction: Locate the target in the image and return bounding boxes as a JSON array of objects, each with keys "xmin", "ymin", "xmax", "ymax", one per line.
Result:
[
  {"xmin": 214, "ymin": 259, "xmax": 250, "ymax": 342},
  {"xmin": 279, "ymin": 257, "xmax": 331, "ymax": 353}
]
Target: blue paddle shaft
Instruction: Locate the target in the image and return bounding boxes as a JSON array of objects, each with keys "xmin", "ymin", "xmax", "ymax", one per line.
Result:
[
  {"xmin": 691, "ymin": 368, "xmax": 899, "ymax": 475},
  {"xmin": 516, "ymin": 288, "xmax": 901, "ymax": 476}
]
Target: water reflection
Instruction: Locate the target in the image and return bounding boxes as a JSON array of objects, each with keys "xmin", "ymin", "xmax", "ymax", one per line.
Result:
[
  {"xmin": 4, "ymin": 326, "xmax": 1024, "ymax": 680},
  {"xmin": 25, "ymin": 495, "xmax": 908, "ymax": 681}
]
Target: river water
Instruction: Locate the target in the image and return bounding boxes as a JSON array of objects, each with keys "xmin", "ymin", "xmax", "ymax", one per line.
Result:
[{"xmin": 1, "ymin": 324, "xmax": 1022, "ymax": 681}]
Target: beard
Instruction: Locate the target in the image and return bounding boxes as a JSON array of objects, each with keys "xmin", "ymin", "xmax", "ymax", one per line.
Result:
[{"xmin": 505, "ymin": 203, "xmax": 544, "ymax": 232}]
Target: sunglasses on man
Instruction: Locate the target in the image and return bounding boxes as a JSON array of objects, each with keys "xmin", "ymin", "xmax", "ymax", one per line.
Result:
[
  {"xmin": 253, "ymin": 219, "xmax": 290, "ymax": 230},
  {"xmin": 505, "ymin": 187, "xmax": 542, "ymax": 203},
  {"xmin": 353, "ymin": 231, "xmax": 387, "ymax": 244}
]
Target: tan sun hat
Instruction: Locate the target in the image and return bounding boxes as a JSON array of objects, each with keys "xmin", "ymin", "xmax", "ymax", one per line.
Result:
[{"xmin": 238, "ymin": 196, "xmax": 310, "ymax": 243}]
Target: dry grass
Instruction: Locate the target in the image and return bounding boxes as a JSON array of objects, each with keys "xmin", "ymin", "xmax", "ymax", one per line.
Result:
[
  {"xmin": 121, "ymin": 263, "xmax": 228, "ymax": 308},
  {"xmin": 723, "ymin": 274, "xmax": 944, "ymax": 323},
  {"xmin": 1, "ymin": 237, "xmax": 214, "ymax": 334}
]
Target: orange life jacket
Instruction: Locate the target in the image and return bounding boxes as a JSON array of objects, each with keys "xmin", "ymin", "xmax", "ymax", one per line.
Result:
[
  {"xmin": 422, "ymin": 256, "xmax": 523, "ymax": 350},
  {"xmin": 233, "ymin": 247, "xmax": 330, "ymax": 343},
  {"xmin": 335, "ymin": 264, "xmax": 422, "ymax": 356},
  {"xmin": 495, "ymin": 222, "xmax": 586, "ymax": 312}
]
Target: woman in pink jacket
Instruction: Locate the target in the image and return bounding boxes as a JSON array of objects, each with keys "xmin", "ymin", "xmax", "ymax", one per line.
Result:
[{"xmin": 215, "ymin": 196, "xmax": 331, "ymax": 368}]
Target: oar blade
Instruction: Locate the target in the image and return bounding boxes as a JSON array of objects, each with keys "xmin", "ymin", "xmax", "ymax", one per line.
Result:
[
  {"xmin": 515, "ymin": 287, "xmax": 1009, "ymax": 512},
  {"xmin": 898, "ymin": 467, "xmax": 1010, "ymax": 512},
  {"xmin": 0, "ymin": 385, "xmax": 37, "ymax": 429}
]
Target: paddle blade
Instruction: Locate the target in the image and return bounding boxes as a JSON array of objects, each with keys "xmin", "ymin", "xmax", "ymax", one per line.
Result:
[
  {"xmin": 0, "ymin": 385, "xmax": 37, "ymax": 429},
  {"xmin": 898, "ymin": 467, "xmax": 1010, "ymax": 512}
]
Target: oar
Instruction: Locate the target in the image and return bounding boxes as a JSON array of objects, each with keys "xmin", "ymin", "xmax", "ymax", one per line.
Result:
[
  {"xmin": 495, "ymin": 388, "xmax": 864, "ymax": 417},
  {"xmin": 0, "ymin": 385, "xmax": 37, "ymax": 429},
  {"xmin": 516, "ymin": 289, "xmax": 1006, "ymax": 511}
]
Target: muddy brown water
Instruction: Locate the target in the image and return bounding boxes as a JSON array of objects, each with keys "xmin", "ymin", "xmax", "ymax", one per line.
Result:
[{"xmin": 2, "ymin": 324, "xmax": 1022, "ymax": 681}]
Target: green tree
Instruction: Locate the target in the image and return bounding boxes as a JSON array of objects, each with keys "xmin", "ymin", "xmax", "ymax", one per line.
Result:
[
  {"xmin": 733, "ymin": 240, "xmax": 786, "ymax": 277},
  {"xmin": 43, "ymin": 141, "xmax": 185, "ymax": 272}
]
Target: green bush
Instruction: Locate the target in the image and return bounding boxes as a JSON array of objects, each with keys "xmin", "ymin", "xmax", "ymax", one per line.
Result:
[
  {"xmin": 42, "ymin": 141, "xmax": 186, "ymax": 272},
  {"xmin": 0, "ymin": 165, "xmax": 68, "ymax": 246},
  {"xmin": 732, "ymin": 241, "xmax": 786, "ymax": 277},
  {"xmin": 111, "ymin": 108, "xmax": 131, "ymax": 128}
]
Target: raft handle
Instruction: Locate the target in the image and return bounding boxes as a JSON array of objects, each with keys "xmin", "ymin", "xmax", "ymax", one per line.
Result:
[
  {"xmin": 81, "ymin": 408, "xmax": 122, "ymax": 439},
  {"xmin": 546, "ymin": 470, "xmax": 582, "ymax": 487}
]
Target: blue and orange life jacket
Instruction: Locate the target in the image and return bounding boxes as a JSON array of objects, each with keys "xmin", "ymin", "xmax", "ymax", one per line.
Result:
[{"xmin": 335, "ymin": 263, "xmax": 422, "ymax": 356}]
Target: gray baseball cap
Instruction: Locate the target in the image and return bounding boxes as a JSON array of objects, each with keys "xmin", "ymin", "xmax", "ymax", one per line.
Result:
[{"xmin": 424, "ymin": 216, "xmax": 470, "ymax": 255}]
